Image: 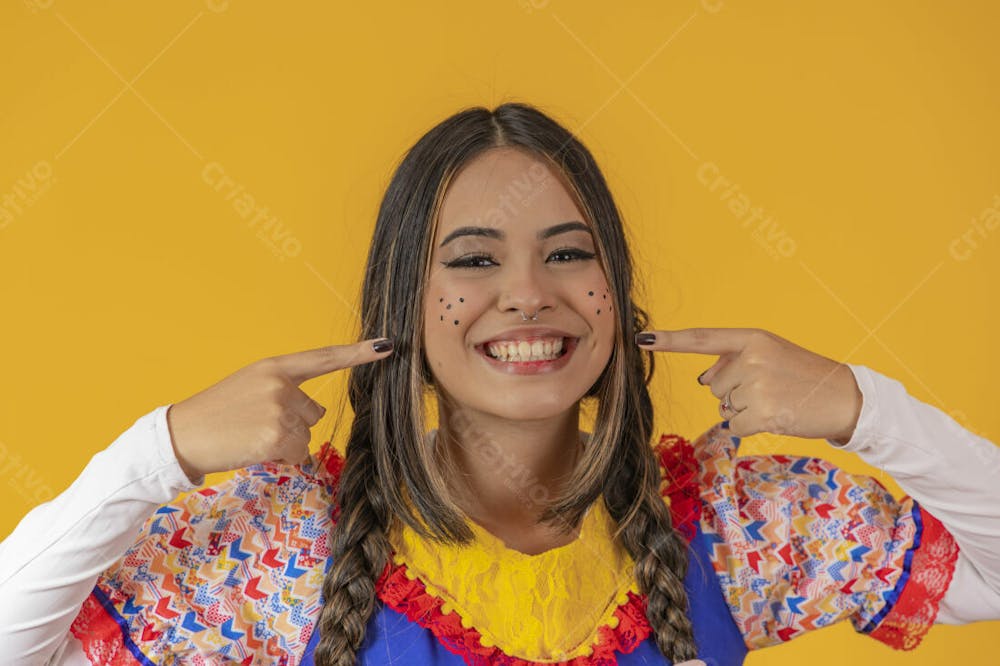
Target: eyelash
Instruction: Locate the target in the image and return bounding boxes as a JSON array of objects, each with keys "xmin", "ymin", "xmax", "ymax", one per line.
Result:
[{"xmin": 444, "ymin": 248, "xmax": 597, "ymax": 270}]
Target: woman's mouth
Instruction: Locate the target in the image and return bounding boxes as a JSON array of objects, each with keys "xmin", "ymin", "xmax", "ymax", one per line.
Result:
[{"xmin": 475, "ymin": 336, "xmax": 578, "ymax": 375}]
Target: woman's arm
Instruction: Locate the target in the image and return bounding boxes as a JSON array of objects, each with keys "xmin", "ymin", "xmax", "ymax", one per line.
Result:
[
  {"xmin": 0, "ymin": 405, "xmax": 203, "ymax": 665},
  {"xmin": 825, "ymin": 363, "xmax": 1000, "ymax": 622}
]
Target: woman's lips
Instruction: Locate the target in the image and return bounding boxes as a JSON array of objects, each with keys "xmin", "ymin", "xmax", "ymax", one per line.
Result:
[{"xmin": 476, "ymin": 337, "xmax": 578, "ymax": 375}]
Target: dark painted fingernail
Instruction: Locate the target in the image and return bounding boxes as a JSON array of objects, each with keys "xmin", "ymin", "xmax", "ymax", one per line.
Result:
[
  {"xmin": 372, "ymin": 338, "xmax": 393, "ymax": 353},
  {"xmin": 635, "ymin": 333, "xmax": 656, "ymax": 346},
  {"xmin": 697, "ymin": 370, "xmax": 707, "ymax": 385}
]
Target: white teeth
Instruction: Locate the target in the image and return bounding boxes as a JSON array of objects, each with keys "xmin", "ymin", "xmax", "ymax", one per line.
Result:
[{"xmin": 486, "ymin": 337, "xmax": 566, "ymax": 362}]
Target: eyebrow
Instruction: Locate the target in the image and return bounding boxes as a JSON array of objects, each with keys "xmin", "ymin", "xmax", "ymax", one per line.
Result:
[{"xmin": 438, "ymin": 221, "xmax": 591, "ymax": 248}]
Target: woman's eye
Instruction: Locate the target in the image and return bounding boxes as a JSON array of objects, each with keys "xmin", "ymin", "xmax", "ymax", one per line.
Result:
[
  {"xmin": 444, "ymin": 254, "xmax": 499, "ymax": 269},
  {"xmin": 548, "ymin": 248, "xmax": 596, "ymax": 263},
  {"xmin": 444, "ymin": 249, "xmax": 595, "ymax": 270}
]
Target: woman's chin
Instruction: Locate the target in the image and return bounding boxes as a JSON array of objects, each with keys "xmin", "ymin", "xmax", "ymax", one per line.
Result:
[{"xmin": 458, "ymin": 393, "xmax": 581, "ymax": 422}]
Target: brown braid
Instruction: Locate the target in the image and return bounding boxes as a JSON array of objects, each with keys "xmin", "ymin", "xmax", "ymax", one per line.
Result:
[
  {"xmin": 312, "ymin": 425, "xmax": 391, "ymax": 665},
  {"xmin": 602, "ymin": 439, "xmax": 699, "ymax": 661},
  {"xmin": 623, "ymin": 491, "xmax": 699, "ymax": 661}
]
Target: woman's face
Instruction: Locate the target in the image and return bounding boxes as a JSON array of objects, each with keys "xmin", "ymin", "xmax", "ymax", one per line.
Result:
[{"xmin": 422, "ymin": 146, "xmax": 616, "ymax": 421}]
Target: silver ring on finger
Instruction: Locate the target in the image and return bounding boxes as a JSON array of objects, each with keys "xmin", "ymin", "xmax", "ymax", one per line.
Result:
[{"xmin": 719, "ymin": 388, "xmax": 739, "ymax": 417}]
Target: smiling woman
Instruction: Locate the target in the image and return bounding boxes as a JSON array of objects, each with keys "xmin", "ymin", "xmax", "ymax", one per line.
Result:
[
  {"xmin": 2, "ymin": 102, "xmax": 997, "ymax": 666},
  {"xmin": 310, "ymin": 103, "xmax": 704, "ymax": 664}
]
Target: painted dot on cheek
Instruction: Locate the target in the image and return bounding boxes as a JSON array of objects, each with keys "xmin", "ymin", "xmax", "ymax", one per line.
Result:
[
  {"xmin": 446, "ymin": 303, "xmax": 452, "ymax": 309},
  {"xmin": 453, "ymin": 320, "xmax": 459, "ymax": 325},
  {"xmin": 459, "ymin": 297, "xmax": 464, "ymax": 302},
  {"xmin": 588, "ymin": 291, "xmax": 594, "ymax": 296},
  {"xmin": 439, "ymin": 297, "xmax": 444, "ymax": 302},
  {"xmin": 440, "ymin": 315, "xmax": 444, "ymax": 321},
  {"xmin": 597, "ymin": 309, "xmax": 601, "ymax": 314}
]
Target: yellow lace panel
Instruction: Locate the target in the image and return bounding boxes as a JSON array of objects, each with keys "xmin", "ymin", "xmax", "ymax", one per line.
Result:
[{"xmin": 387, "ymin": 495, "xmax": 639, "ymax": 662}]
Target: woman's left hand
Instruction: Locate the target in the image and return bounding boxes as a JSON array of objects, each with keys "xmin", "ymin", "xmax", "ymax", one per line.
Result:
[{"xmin": 636, "ymin": 327, "xmax": 862, "ymax": 442}]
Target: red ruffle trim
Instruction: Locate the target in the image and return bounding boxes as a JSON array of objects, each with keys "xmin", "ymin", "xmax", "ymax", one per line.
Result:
[
  {"xmin": 868, "ymin": 503, "xmax": 961, "ymax": 650},
  {"xmin": 319, "ymin": 441, "xmax": 345, "ymax": 480},
  {"xmin": 69, "ymin": 593, "xmax": 145, "ymax": 666},
  {"xmin": 376, "ymin": 560, "xmax": 653, "ymax": 665},
  {"xmin": 315, "ymin": 441, "xmax": 345, "ymax": 524},
  {"xmin": 654, "ymin": 433, "xmax": 703, "ymax": 545}
]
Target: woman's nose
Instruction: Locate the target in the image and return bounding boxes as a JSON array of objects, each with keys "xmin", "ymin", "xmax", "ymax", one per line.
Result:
[{"xmin": 496, "ymin": 258, "xmax": 551, "ymax": 316}]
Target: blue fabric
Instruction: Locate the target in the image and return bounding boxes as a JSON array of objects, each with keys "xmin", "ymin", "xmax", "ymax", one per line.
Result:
[
  {"xmin": 300, "ymin": 520, "xmax": 748, "ymax": 665},
  {"xmin": 858, "ymin": 500, "xmax": 923, "ymax": 634}
]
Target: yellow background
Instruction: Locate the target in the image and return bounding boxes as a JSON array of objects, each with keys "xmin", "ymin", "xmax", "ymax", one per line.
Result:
[{"xmin": 1, "ymin": 1, "xmax": 998, "ymax": 663}]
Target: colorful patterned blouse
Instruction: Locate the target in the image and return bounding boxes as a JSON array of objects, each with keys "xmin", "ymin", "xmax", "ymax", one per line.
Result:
[{"xmin": 67, "ymin": 418, "xmax": 959, "ymax": 665}]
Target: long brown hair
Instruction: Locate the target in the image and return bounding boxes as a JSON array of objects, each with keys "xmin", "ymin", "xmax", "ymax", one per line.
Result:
[{"xmin": 313, "ymin": 102, "xmax": 698, "ymax": 664}]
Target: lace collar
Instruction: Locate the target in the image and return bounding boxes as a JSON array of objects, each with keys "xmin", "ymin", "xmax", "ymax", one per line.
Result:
[{"xmin": 386, "ymin": 492, "xmax": 638, "ymax": 661}]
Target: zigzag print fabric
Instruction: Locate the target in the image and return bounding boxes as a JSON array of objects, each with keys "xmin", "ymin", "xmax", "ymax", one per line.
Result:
[
  {"xmin": 690, "ymin": 421, "xmax": 960, "ymax": 651},
  {"xmin": 69, "ymin": 460, "xmax": 339, "ymax": 665},
  {"xmin": 66, "ymin": 419, "xmax": 959, "ymax": 664}
]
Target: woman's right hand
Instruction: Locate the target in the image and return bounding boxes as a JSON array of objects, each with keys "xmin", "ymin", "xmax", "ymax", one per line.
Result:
[{"xmin": 165, "ymin": 338, "xmax": 394, "ymax": 482}]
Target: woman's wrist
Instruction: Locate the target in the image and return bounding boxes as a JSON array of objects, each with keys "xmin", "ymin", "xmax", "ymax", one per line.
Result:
[{"xmin": 166, "ymin": 404, "xmax": 204, "ymax": 484}]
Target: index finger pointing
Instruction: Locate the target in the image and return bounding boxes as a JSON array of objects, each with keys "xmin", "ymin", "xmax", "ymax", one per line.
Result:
[
  {"xmin": 270, "ymin": 338, "xmax": 394, "ymax": 385},
  {"xmin": 636, "ymin": 328, "xmax": 755, "ymax": 355}
]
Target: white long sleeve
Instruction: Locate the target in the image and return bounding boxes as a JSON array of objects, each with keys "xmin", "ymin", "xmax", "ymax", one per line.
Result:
[
  {"xmin": 825, "ymin": 364, "xmax": 1000, "ymax": 624},
  {"xmin": 0, "ymin": 405, "xmax": 204, "ymax": 666}
]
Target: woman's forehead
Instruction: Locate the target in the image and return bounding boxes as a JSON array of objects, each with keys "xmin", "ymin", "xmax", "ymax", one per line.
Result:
[{"xmin": 436, "ymin": 147, "xmax": 586, "ymax": 242}]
